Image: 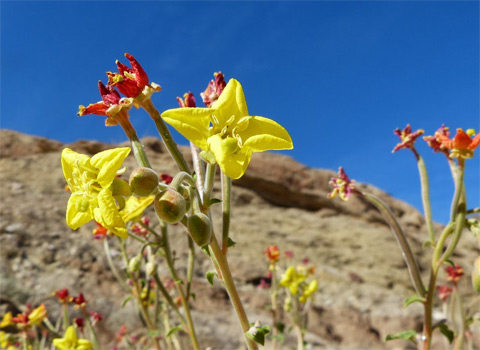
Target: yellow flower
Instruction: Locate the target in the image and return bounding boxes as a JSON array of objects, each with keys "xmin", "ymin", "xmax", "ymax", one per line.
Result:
[
  {"xmin": 161, "ymin": 79, "xmax": 293, "ymax": 179},
  {"xmin": 61, "ymin": 147, "xmax": 131, "ymax": 238},
  {"xmin": 0, "ymin": 312, "xmax": 12, "ymax": 328},
  {"xmin": 299, "ymin": 279, "xmax": 318, "ymax": 303},
  {"xmin": 0, "ymin": 331, "xmax": 16, "ymax": 350},
  {"xmin": 121, "ymin": 196, "xmax": 154, "ymax": 223},
  {"xmin": 53, "ymin": 326, "xmax": 93, "ymax": 350},
  {"xmin": 27, "ymin": 304, "xmax": 47, "ymax": 326},
  {"xmin": 280, "ymin": 266, "xmax": 306, "ymax": 296}
]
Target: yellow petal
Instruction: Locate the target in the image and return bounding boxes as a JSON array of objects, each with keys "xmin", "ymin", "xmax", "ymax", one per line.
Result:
[
  {"xmin": 76, "ymin": 339, "xmax": 93, "ymax": 350},
  {"xmin": 95, "ymin": 188, "xmax": 128, "ymax": 239},
  {"xmin": 66, "ymin": 194, "xmax": 94, "ymax": 230},
  {"xmin": 161, "ymin": 107, "xmax": 212, "ymax": 150},
  {"xmin": 213, "ymin": 79, "xmax": 249, "ymax": 127},
  {"xmin": 61, "ymin": 148, "xmax": 92, "ymax": 188},
  {"xmin": 121, "ymin": 196, "xmax": 154, "ymax": 222},
  {"xmin": 208, "ymin": 134, "xmax": 251, "ymax": 179},
  {"xmin": 90, "ymin": 148, "xmax": 131, "ymax": 188},
  {"xmin": 239, "ymin": 116, "xmax": 293, "ymax": 152}
]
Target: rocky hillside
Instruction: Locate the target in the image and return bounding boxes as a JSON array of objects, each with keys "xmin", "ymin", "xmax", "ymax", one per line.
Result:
[{"xmin": 0, "ymin": 129, "xmax": 478, "ymax": 349}]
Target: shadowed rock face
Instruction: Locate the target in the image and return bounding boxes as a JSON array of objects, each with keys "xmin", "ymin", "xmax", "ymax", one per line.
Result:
[{"xmin": 1, "ymin": 129, "xmax": 478, "ymax": 349}]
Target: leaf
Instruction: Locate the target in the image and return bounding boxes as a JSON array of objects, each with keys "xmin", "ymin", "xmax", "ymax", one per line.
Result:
[
  {"xmin": 274, "ymin": 322, "xmax": 286, "ymax": 333},
  {"xmin": 121, "ymin": 296, "xmax": 132, "ymax": 308},
  {"xmin": 206, "ymin": 270, "xmax": 218, "ymax": 286},
  {"xmin": 166, "ymin": 325, "xmax": 184, "ymax": 337},
  {"xmin": 227, "ymin": 237, "xmax": 236, "ymax": 248},
  {"xmin": 201, "ymin": 245, "xmax": 211, "ymax": 257},
  {"xmin": 385, "ymin": 330, "xmax": 417, "ymax": 344},
  {"xmin": 209, "ymin": 198, "xmax": 222, "ymax": 205},
  {"xmin": 438, "ymin": 324, "xmax": 454, "ymax": 344},
  {"xmin": 404, "ymin": 295, "xmax": 426, "ymax": 308},
  {"xmin": 422, "ymin": 240, "xmax": 432, "ymax": 248},
  {"xmin": 445, "ymin": 259, "xmax": 455, "ymax": 267}
]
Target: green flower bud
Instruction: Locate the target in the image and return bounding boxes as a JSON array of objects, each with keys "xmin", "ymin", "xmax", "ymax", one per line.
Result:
[
  {"xmin": 128, "ymin": 254, "xmax": 142, "ymax": 273},
  {"xmin": 154, "ymin": 188, "xmax": 186, "ymax": 223},
  {"xmin": 146, "ymin": 261, "xmax": 157, "ymax": 276},
  {"xmin": 187, "ymin": 213, "xmax": 212, "ymax": 247},
  {"xmin": 472, "ymin": 257, "xmax": 480, "ymax": 293},
  {"xmin": 177, "ymin": 185, "xmax": 191, "ymax": 213},
  {"xmin": 129, "ymin": 167, "xmax": 159, "ymax": 197}
]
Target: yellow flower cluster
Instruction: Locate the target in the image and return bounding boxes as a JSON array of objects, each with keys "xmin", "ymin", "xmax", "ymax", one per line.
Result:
[
  {"xmin": 53, "ymin": 326, "xmax": 93, "ymax": 350},
  {"xmin": 280, "ymin": 266, "xmax": 318, "ymax": 303}
]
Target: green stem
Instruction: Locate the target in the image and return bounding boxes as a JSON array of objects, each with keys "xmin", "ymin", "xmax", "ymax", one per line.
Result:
[
  {"xmin": 416, "ymin": 155, "xmax": 435, "ymax": 245},
  {"xmin": 209, "ymin": 235, "xmax": 258, "ymax": 350},
  {"xmin": 159, "ymin": 221, "xmax": 200, "ymax": 350},
  {"xmin": 61, "ymin": 303, "xmax": 69, "ymax": 329},
  {"xmin": 152, "ymin": 274, "xmax": 188, "ymax": 331},
  {"xmin": 363, "ymin": 193, "xmax": 426, "ymax": 296},
  {"xmin": 190, "ymin": 142, "xmax": 205, "ymax": 195},
  {"xmin": 441, "ymin": 193, "xmax": 466, "ymax": 262},
  {"xmin": 141, "ymin": 98, "xmax": 190, "ymax": 173},
  {"xmin": 422, "ymin": 269, "xmax": 438, "ymax": 350},
  {"xmin": 202, "ymin": 163, "xmax": 216, "ymax": 209},
  {"xmin": 186, "ymin": 236, "xmax": 195, "ymax": 300},
  {"xmin": 170, "ymin": 171, "xmax": 197, "ymax": 190},
  {"xmin": 294, "ymin": 324, "xmax": 304, "ymax": 350},
  {"xmin": 81, "ymin": 306, "xmax": 100, "ymax": 350},
  {"xmin": 103, "ymin": 239, "xmax": 130, "ymax": 292},
  {"xmin": 271, "ymin": 266, "xmax": 279, "ymax": 350},
  {"xmin": 131, "ymin": 137, "xmax": 152, "ymax": 168},
  {"xmin": 450, "ymin": 162, "xmax": 464, "ymax": 221},
  {"xmin": 221, "ymin": 173, "xmax": 231, "ymax": 254}
]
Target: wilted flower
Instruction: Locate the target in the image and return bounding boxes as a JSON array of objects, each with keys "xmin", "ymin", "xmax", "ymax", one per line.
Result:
[
  {"xmin": 328, "ymin": 167, "xmax": 356, "ymax": 201},
  {"xmin": 446, "ymin": 264, "xmax": 464, "ymax": 286},
  {"xmin": 436, "ymin": 285, "xmax": 453, "ymax": 302},
  {"xmin": 423, "ymin": 125, "xmax": 450, "ymax": 156},
  {"xmin": 71, "ymin": 293, "xmax": 87, "ymax": 307},
  {"xmin": 177, "ymin": 92, "xmax": 197, "ymax": 108},
  {"xmin": 201, "ymin": 72, "xmax": 226, "ymax": 107},
  {"xmin": 54, "ymin": 288, "xmax": 70, "ymax": 303},
  {"xmin": 392, "ymin": 124, "xmax": 424, "ymax": 154}
]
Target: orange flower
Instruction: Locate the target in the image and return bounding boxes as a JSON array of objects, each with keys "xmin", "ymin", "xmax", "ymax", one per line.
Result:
[{"xmin": 436, "ymin": 128, "xmax": 480, "ymax": 159}]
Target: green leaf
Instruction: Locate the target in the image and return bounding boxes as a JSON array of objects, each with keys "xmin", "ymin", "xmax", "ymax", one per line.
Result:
[
  {"xmin": 422, "ymin": 240, "xmax": 432, "ymax": 248},
  {"xmin": 437, "ymin": 324, "xmax": 454, "ymax": 344},
  {"xmin": 166, "ymin": 325, "xmax": 183, "ymax": 337},
  {"xmin": 121, "ymin": 296, "xmax": 133, "ymax": 308},
  {"xmin": 201, "ymin": 245, "xmax": 211, "ymax": 257},
  {"xmin": 227, "ymin": 237, "xmax": 236, "ymax": 248},
  {"xmin": 274, "ymin": 322, "xmax": 286, "ymax": 333},
  {"xmin": 404, "ymin": 295, "xmax": 426, "ymax": 308},
  {"xmin": 445, "ymin": 259, "xmax": 455, "ymax": 267},
  {"xmin": 385, "ymin": 330, "xmax": 417, "ymax": 344},
  {"xmin": 209, "ymin": 198, "xmax": 222, "ymax": 205},
  {"xmin": 206, "ymin": 270, "xmax": 218, "ymax": 286}
]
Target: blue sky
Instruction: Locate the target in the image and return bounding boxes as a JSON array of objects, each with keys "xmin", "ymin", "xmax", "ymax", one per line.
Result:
[{"xmin": 1, "ymin": 1, "xmax": 479, "ymax": 224}]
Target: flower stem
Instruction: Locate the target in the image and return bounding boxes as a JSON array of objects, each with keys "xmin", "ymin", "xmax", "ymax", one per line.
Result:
[
  {"xmin": 141, "ymin": 99, "xmax": 190, "ymax": 173},
  {"xmin": 202, "ymin": 163, "xmax": 216, "ymax": 209},
  {"xmin": 81, "ymin": 306, "xmax": 100, "ymax": 350},
  {"xmin": 416, "ymin": 155, "xmax": 435, "ymax": 245},
  {"xmin": 294, "ymin": 324, "xmax": 304, "ymax": 350},
  {"xmin": 221, "ymin": 173, "xmax": 231, "ymax": 254},
  {"xmin": 186, "ymin": 236, "xmax": 195, "ymax": 300},
  {"xmin": 363, "ymin": 193, "xmax": 426, "ymax": 296},
  {"xmin": 190, "ymin": 142, "xmax": 205, "ymax": 195},
  {"xmin": 450, "ymin": 161, "xmax": 464, "ymax": 221},
  {"xmin": 209, "ymin": 235, "xmax": 258, "ymax": 350},
  {"xmin": 422, "ymin": 269, "xmax": 438, "ymax": 350},
  {"xmin": 103, "ymin": 239, "xmax": 130, "ymax": 292},
  {"xmin": 158, "ymin": 221, "xmax": 200, "ymax": 350},
  {"xmin": 270, "ymin": 266, "xmax": 279, "ymax": 350}
]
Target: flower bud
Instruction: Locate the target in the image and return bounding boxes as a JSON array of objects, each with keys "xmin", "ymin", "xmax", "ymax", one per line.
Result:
[
  {"xmin": 472, "ymin": 257, "xmax": 480, "ymax": 293},
  {"xmin": 129, "ymin": 168, "xmax": 159, "ymax": 197},
  {"xmin": 187, "ymin": 213, "xmax": 212, "ymax": 247},
  {"xmin": 146, "ymin": 261, "xmax": 157, "ymax": 276},
  {"xmin": 128, "ymin": 254, "xmax": 142, "ymax": 273},
  {"xmin": 154, "ymin": 188, "xmax": 186, "ymax": 223}
]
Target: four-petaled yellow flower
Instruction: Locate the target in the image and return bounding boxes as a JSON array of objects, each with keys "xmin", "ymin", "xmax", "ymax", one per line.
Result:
[
  {"xmin": 61, "ymin": 147, "xmax": 131, "ymax": 238},
  {"xmin": 53, "ymin": 326, "xmax": 93, "ymax": 350},
  {"xmin": 161, "ymin": 79, "xmax": 293, "ymax": 179}
]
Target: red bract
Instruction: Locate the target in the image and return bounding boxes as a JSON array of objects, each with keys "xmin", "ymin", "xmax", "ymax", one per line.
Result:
[
  {"xmin": 71, "ymin": 293, "xmax": 87, "ymax": 306},
  {"xmin": 74, "ymin": 317, "xmax": 85, "ymax": 330},
  {"xmin": 107, "ymin": 53, "xmax": 149, "ymax": 98}
]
